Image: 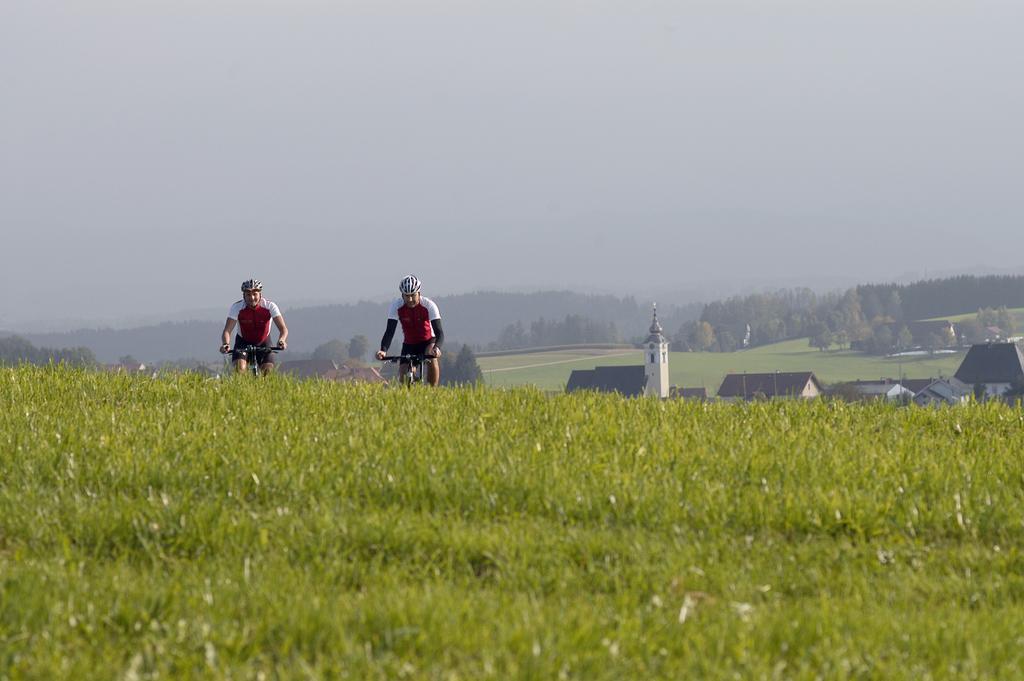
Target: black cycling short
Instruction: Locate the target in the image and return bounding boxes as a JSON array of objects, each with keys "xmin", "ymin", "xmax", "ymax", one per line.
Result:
[
  {"xmin": 231, "ymin": 335, "xmax": 277, "ymax": 364},
  {"xmin": 400, "ymin": 340, "xmax": 435, "ymax": 365}
]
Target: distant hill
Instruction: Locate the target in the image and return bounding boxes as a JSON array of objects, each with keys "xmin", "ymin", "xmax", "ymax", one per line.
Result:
[{"xmin": 6, "ymin": 291, "xmax": 702, "ymax": 364}]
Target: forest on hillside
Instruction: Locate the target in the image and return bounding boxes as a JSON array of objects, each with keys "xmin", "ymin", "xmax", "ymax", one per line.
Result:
[{"xmin": 674, "ymin": 275, "xmax": 1022, "ymax": 355}]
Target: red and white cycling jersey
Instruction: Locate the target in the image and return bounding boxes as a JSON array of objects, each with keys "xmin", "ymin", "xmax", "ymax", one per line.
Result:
[
  {"xmin": 228, "ymin": 299, "xmax": 282, "ymax": 344},
  {"xmin": 388, "ymin": 296, "xmax": 441, "ymax": 343}
]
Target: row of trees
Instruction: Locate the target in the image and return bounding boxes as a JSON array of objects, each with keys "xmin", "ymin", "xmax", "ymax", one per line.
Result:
[
  {"xmin": 439, "ymin": 345, "xmax": 484, "ymax": 386},
  {"xmin": 489, "ymin": 315, "xmax": 621, "ymax": 351},
  {"xmin": 311, "ymin": 335, "xmax": 371, "ymax": 364},
  {"xmin": 859, "ymin": 275, "xmax": 1024, "ymax": 321},
  {"xmin": 0, "ymin": 335, "xmax": 97, "ymax": 366},
  {"xmin": 809, "ymin": 306, "xmax": 1016, "ymax": 354},
  {"xmin": 673, "ymin": 288, "xmax": 846, "ymax": 352},
  {"xmin": 673, "ymin": 275, "xmax": 1023, "ymax": 355}
]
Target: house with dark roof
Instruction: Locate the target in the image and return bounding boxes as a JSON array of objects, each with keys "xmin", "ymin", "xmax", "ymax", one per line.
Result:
[
  {"xmin": 831, "ymin": 379, "xmax": 913, "ymax": 402},
  {"xmin": 324, "ymin": 366, "xmax": 387, "ymax": 384},
  {"xmin": 900, "ymin": 377, "xmax": 938, "ymax": 395},
  {"xmin": 913, "ymin": 379, "xmax": 969, "ymax": 406},
  {"xmin": 953, "ymin": 342, "xmax": 1024, "ymax": 398},
  {"xmin": 278, "ymin": 359, "xmax": 342, "ymax": 379},
  {"xmin": 566, "ymin": 365, "xmax": 647, "ymax": 397},
  {"xmin": 717, "ymin": 372, "xmax": 823, "ymax": 401},
  {"xmin": 279, "ymin": 359, "xmax": 386, "ymax": 384}
]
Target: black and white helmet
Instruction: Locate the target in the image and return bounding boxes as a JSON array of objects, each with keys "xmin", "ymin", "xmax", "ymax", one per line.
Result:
[
  {"xmin": 398, "ymin": 275, "xmax": 421, "ymax": 295},
  {"xmin": 241, "ymin": 278, "xmax": 263, "ymax": 292}
]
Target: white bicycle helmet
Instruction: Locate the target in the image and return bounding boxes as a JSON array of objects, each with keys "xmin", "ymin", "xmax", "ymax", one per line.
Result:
[
  {"xmin": 399, "ymin": 275, "xmax": 421, "ymax": 295},
  {"xmin": 241, "ymin": 278, "xmax": 263, "ymax": 292}
]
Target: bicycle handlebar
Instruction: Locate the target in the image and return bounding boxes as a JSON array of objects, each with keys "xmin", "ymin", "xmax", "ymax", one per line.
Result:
[
  {"xmin": 379, "ymin": 354, "xmax": 435, "ymax": 363},
  {"xmin": 235, "ymin": 345, "xmax": 283, "ymax": 355}
]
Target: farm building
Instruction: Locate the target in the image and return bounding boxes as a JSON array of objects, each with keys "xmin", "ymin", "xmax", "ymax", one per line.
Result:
[
  {"xmin": 566, "ymin": 365, "xmax": 647, "ymax": 397},
  {"xmin": 912, "ymin": 379, "xmax": 969, "ymax": 406},
  {"xmin": 953, "ymin": 342, "xmax": 1024, "ymax": 398},
  {"xmin": 831, "ymin": 379, "xmax": 914, "ymax": 402},
  {"xmin": 278, "ymin": 359, "xmax": 342, "ymax": 379},
  {"xmin": 279, "ymin": 359, "xmax": 386, "ymax": 384},
  {"xmin": 717, "ymin": 372, "xmax": 823, "ymax": 401}
]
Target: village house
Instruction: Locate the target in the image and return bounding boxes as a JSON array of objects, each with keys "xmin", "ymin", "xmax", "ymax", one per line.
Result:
[
  {"xmin": 831, "ymin": 379, "xmax": 914, "ymax": 402},
  {"xmin": 912, "ymin": 379, "xmax": 969, "ymax": 406},
  {"xmin": 953, "ymin": 342, "xmax": 1024, "ymax": 398},
  {"xmin": 279, "ymin": 358, "xmax": 386, "ymax": 384},
  {"xmin": 900, "ymin": 377, "xmax": 938, "ymax": 395},
  {"xmin": 566, "ymin": 365, "xmax": 647, "ymax": 397},
  {"xmin": 716, "ymin": 372, "xmax": 823, "ymax": 401},
  {"xmin": 323, "ymin": 366, "xmax": 387, "ymax": 384},
  {"xmin": 278, "ymin": 359, "xmax": 341, "ymax": 379}
]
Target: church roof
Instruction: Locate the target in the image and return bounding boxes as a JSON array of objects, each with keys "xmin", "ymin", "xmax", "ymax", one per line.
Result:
[
  {"xmin": 566, "ymin": 365, "xmax": 647, "ymax": 397},
  {"xmin": 645, "ymin": 304, "xmax": 666, "ymax": 344}
]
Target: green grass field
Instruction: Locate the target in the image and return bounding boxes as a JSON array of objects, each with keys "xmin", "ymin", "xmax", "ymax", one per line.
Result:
[
  {"xmin": 3, "ymin": 366, "xmax": 1024, "ymax": 678},
  {"xmin": 480, "ymin": 339, "xmax": 966, "ymax": 392}
]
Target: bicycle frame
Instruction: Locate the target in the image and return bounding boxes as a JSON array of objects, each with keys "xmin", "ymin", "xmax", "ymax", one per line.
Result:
[
  {"xmin": 379, "ymin": 354, "xmax": 432, "ymax": 385},
  {"xmin": 234, "ymin": 345, "xmax": 281, "ymax": 376}
]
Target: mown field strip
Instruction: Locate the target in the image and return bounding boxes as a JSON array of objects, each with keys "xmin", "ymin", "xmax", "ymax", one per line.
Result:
[{"xmin": 3, "ymin": 366, "xmax": 1024, "ymax": 679}]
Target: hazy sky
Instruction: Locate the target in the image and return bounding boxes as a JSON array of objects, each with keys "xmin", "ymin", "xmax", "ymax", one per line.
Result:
[{"xmin": 3, "ymin": 0, "xmax": 1022, "ymax": 328}]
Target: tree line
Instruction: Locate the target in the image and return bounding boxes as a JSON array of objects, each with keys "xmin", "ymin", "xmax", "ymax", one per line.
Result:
[
  {"xmin": 0, "ymin": 335, "xmax": 97, "ymax": 366},
  {"xmin": 489, "ymin": 315, "xmax": 622, "ymax": 351},
  {"xmin": 672, "ymin": 274, "xmax": 1024, "ymax": 355}
]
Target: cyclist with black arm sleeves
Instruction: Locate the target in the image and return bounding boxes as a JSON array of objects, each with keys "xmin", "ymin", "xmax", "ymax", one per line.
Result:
[
  {"xmin": 219, "ymin": 278, "xmax": 288, "ymax": 374},
  {"xmin": 375, "ymin": 275, "xmax": 444, "ymax": 386}
]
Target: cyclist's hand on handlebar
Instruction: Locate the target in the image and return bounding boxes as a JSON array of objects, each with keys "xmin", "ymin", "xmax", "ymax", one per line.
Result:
[
  {"xmin": 428, "ymin": 345, "xmax": 440, "ymax": 358},
  {"xmin": 375, "ymin": 350, "xmax": 386, "ymax": 360},
  {"xmin": 277, "ymin": 339, "xmax": 287, "ymax": 350},
  {"xmin": 220, "ymin": 344, "xmax": 230, "ymax": 354}
]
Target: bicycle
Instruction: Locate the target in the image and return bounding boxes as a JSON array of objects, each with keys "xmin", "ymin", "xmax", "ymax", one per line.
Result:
[
  {"xmin": 379, "ymin": 354, "xmax": 433, "ymax": 386},
  {"xmin": 231, "ymin": 344, "xmax": 283, "ymax": 376}
]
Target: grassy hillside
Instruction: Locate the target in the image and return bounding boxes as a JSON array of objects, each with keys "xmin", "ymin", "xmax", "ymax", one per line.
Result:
[
  {"xmin": 4, "ymin": 367, "xmax": 1024, "ymax": 678},
  {"xmin": 480, "ymin": 339, "xmax": 967, "ymax": 391}
]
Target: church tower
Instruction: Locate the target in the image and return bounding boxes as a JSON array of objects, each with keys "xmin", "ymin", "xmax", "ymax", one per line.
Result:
[{"xmin": 644, "ymin": 303, "xmax": 670, "ymax": 398}]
